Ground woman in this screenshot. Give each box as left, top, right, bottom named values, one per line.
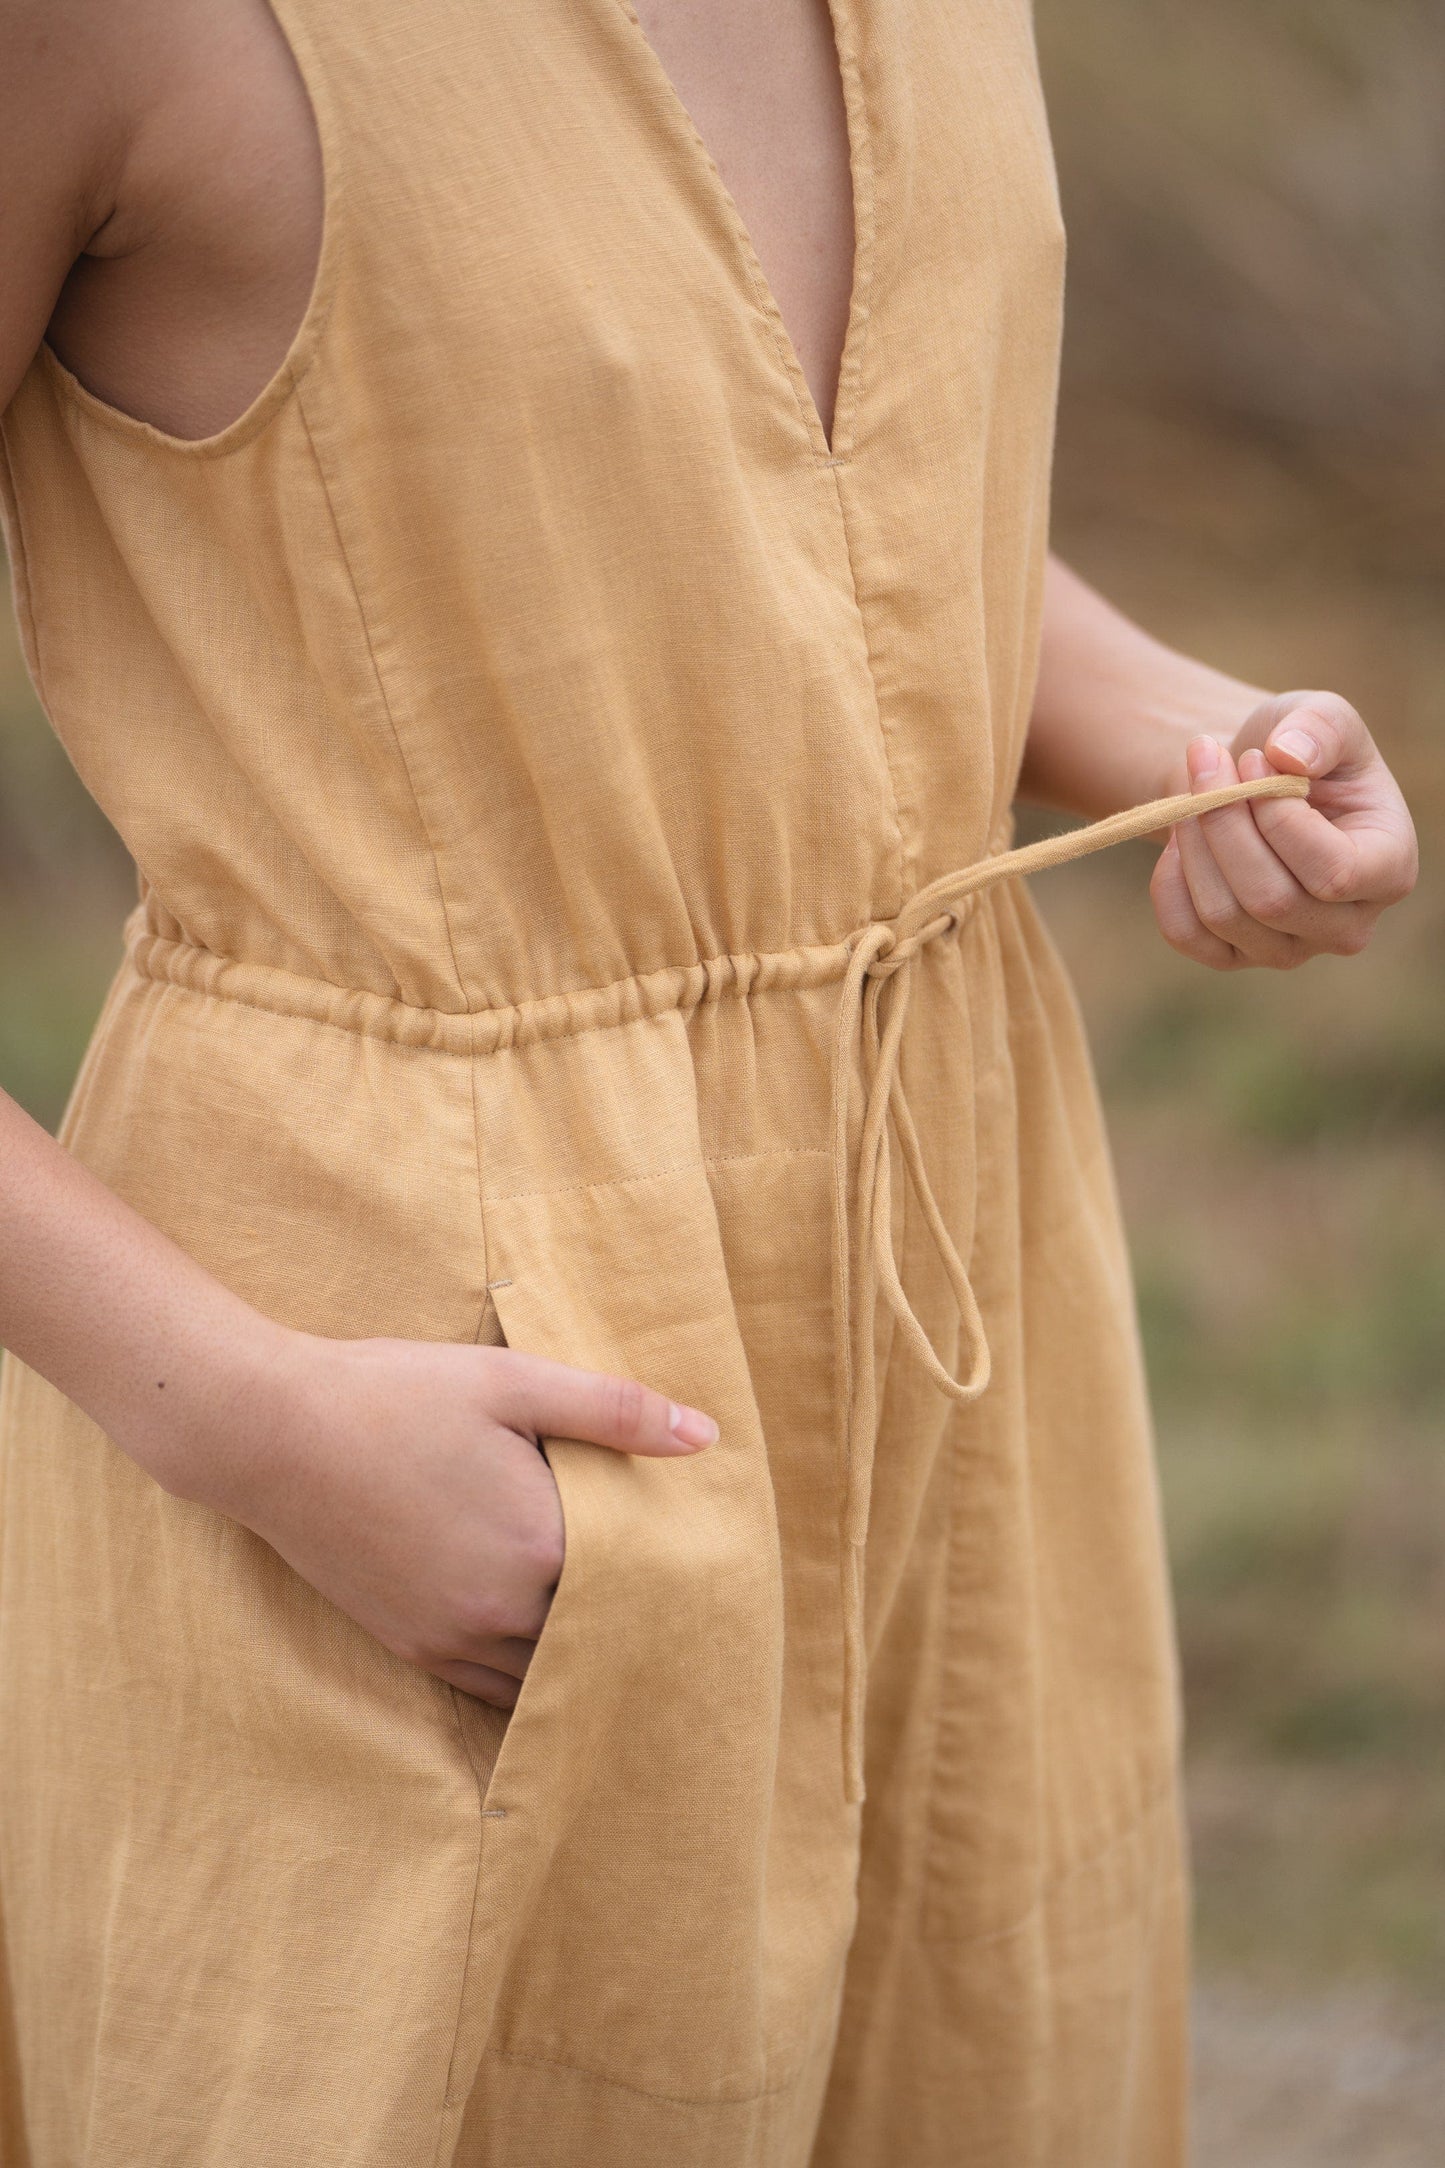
left=0, top=1, right=1417, bottom=2163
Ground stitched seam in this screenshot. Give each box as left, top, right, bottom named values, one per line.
left=490, top=1146, right=830, bottom=1206
left=610, top=0, right=824, bottom=457
left=294, top=385, right=471, bottom=1014
left=811, top=12, right=901, bottom=909
left=706, top=1144, right=828, bottom=1168
left=484, top=2042, right=805, bottom=2109
left=826, top=470, right=907, bottom=920
left=824, top=0, right=878, bottom=467
left=716, top=207, right=823, bottom=459
left=608, top=0, right=858, bottom=465
left=30, top=0, right=345, bottom=460
left=436, top=1687, right=492, bottom=2132
left=466, top=1010, right=498, bottom=1348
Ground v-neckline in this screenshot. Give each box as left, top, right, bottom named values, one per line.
left=609, top=0, right=873, bottom=465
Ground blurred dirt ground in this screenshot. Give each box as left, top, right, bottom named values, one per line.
left=1194, top=1979, right=1445, bottom=2167
left=2, top=0, right=1443, bottom=2158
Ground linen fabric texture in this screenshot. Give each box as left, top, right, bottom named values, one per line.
left=0, top=0, right=1193, bottom=2161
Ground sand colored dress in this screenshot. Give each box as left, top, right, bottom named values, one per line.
left=0, top=2, right=1302, bottom=2162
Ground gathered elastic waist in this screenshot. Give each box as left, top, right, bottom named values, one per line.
left=124, top=919, right=886, bottom=1054
left=120, top=824, right=1020, bottom=1057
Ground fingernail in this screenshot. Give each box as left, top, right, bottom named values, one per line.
left=1187, top=736, right=1219, bottom=784
left=1271, top=727, right=1318, bottom=769
left=669, top=1402, right=719, bottom=1449
left=1238, top=748, right=1267, bottom=781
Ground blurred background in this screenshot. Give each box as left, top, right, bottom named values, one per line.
left=1, top=0, right=1441, bottom=2157
left=1035, top=2, right=1445, bottom=2159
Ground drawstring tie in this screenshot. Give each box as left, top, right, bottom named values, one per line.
left=831, top=770, right=1310, bottom=1802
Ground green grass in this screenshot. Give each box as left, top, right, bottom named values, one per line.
left=1107, top=993, right=1445, bottom=1150
left=0, top=908, right=125, bottom=1131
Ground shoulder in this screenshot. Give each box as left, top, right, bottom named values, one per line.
left=0, top=0, right=159, bottom=405
left=0, top=0, right=165, bottom=241
left=1, top=0, right=322, bottom=426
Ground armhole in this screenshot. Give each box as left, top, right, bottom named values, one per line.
left=0, top=426, right=49, bottom=708
left=35, top=0, right=343, bottom=462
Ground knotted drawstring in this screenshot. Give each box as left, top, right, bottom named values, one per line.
left=831, top=769, right=1310, bottom=1802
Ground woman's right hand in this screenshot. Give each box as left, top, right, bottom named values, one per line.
left=191, top=1332, right=720, bottom=1709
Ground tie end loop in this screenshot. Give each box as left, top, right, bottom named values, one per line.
left=847, top=919, right=896, bottom=970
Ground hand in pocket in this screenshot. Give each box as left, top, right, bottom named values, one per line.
left=185, top=1334, right=719, bottom=1707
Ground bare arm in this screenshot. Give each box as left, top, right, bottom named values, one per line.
left=0, top=0, right=235, bottom=1486
left=0, top=1080, right=299, bottom=1494
left=1020, top=555, right=1269, bottom=821
left=0, top=2, right=129, bottom=400
left=0, top=1, right=716, bottom=1711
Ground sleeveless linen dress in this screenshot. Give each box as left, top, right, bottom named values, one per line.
left=0, top=2, right=1303, bottom=2160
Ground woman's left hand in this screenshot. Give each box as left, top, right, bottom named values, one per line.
left=1149, top=690, right=1418, bottom=970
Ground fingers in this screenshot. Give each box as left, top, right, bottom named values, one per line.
left=1234, top=692, right=1418, bottom=909
left=1256, top=689, right=1376, bottom=785
left=1174, top=739, right=1304, bottom=969
left=1153, top=728, right=1389, bottom=971
left=482, top=1347, right=719, bottom=1456
left=1187, top=742, right=1375, bottom=955
left=433, top=1656, right=524, bottom=1709
left=462, top=1632, right=538, bottom=1683
left=1149, top=827, right=1245, bottom=971
left=1235, top=750, right=1384, bottom=939
left=435, top=1621, right=549, bottom=1708
left=1234, top=765, right=1372, bottom=905
left=1244, top=758, right=1415, bottom=910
